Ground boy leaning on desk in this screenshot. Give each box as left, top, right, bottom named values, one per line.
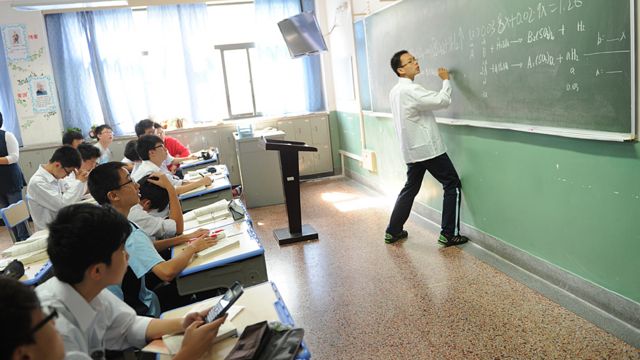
left=0, top=204, right=227, bottom=360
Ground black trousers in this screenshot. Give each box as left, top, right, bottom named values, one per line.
left=386, top=153, right=462, bottom=237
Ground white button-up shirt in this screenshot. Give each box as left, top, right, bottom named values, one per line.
left=131, top=160, right=182, bottom=187
left=128, top=203, right=177, bottom=239
left=36, top=277, right=152, bottom=360
left=27, top=165, right=86, bottom=231
left=389, top=77, right=452, bottom=163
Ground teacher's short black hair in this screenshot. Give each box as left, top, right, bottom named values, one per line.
left=390, top=50, right=409, bottom=77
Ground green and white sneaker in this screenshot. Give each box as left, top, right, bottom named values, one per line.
left=438, top=234, right=469, bottom=247
left=385, top=230, right=408, bottom=244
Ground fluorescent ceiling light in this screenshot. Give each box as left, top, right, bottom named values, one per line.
left=11, top=0, right=128, bottom=11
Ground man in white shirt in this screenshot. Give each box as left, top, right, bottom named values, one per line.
left=132, top=135, right=211, bottom=195
left=61, top=143, right=100, bottom=194
left=27, top=146, right=88, bottom=231
left=36, top=203, right=226, bottom=360
left=130, top=172, right=209, bottom=249
left=385, top=50, right=468, bottom=247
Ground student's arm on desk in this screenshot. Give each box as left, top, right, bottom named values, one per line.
left=152, top=229, right=209, bottom=252
left=151, top=236, right=217, bottom=281
left=147, top=172, right=184, bottom=235
left=175, top=176, right=212, bottom=195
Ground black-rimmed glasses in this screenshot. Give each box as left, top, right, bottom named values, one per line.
left=31, top=306, right=58, bottom=334
left=112, top=176, right=134, bottom=191
left=399, top=57, right=418, bottom=67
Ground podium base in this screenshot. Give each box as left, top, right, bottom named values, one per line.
left=274, top=224, right=319, bottom=245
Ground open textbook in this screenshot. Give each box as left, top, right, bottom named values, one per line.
left=195, top=227, right=244, bottom=258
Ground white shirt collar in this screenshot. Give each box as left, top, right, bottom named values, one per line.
left=37, top=164, right=58, bottom=184
left=45, top=278, right=101, bottom=334
left=398, top=77, right=413, bottom=84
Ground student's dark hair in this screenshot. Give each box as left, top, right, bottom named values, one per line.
left=135, top=119, right=156, bottom=137
left=48, top=145, right=82, bottom=168
left=48, top=204, right=131, bottom=285
left=88, top=162, right=127, bottom=205
left=0, top=111, right=4, bottom=128
left=390, top=50, right=409, bottom=77
left=0, top=278, right=40, bottom=360
left=136, top=135, right=163, bottom=161
left=153, top=122, right=162, bottom=129
left=138, top=175, right=169, bottom=212
left=62, top=130, right=83, bottom=145
left=124, top=140, right=141, bottom=162
left=77, top=143, right=101, bottom=161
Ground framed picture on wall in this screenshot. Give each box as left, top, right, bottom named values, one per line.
left=1, top=24, right=29, bottom=61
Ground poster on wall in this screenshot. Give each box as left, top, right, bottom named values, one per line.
left=1, top=24, right=29, bottom=61
left=28, top=76, right=56, bottom=113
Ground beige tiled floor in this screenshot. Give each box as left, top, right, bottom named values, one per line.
left=1, top=178, right=638, bottom=359
left=246, top=178, right=639, bottom=359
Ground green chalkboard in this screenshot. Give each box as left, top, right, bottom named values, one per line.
left=359, top=0, right=635, bottom=139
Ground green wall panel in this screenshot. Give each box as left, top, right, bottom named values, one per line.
left=335, top=111, right=640, bottom=303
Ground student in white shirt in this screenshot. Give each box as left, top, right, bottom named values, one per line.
left=122, top=139, right=140, bottom=174
left=132, top=135, right=211, bottom=195
left=0, top=277, right=65, bottom=360
left=130, top=172, right=209, bottom=248
left=62, top=143, right=100, bottom=193
left=88, top=162, right=217, bottom=314
left=92, top=125, right=114, bottom=164
left=61, top=130, right=84, bottom=149
left=27, top=146, right=88, bottom=231
left=36, top=204, right=227, bottom=360
left=385, top=50, right=468, bottom=246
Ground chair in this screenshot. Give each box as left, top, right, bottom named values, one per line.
left=0, top=200, right=32, bottom=243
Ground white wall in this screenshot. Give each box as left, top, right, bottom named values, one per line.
left=0, top=3, right=64, bottom=146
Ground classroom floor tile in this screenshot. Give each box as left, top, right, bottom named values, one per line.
left=246, top=177, right=639, bottom=360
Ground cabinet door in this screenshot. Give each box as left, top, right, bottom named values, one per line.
left=310, top=116, right=330, bottom=145
left=294, top=119, right=313, bottom=145
left=276, top=120, right=296, bottom=141
left=315, top=144, right=334, bottom=174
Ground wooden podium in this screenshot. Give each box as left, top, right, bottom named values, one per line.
left=262, top=138, right=319, bottom=245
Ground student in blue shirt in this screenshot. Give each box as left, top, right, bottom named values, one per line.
left=88, top=162, right=217, bottom=316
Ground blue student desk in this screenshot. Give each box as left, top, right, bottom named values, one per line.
left=20, top=259, right=52, bottom=286
left=178, top=175, right=233, bottom=212
left=145, top=281, right=310, bottom=359
left=180, top=150, right=218, bottom=172
left=171, top=220, right=268, bottom=296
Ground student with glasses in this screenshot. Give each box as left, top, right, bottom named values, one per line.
left=88, top=162, right=217, bottom=316
left=26, top=146, right=87, bottom=231
left=131, top=135, right=212, bottom=197
left=384, top=50, right=468, bottom=247
left=34, top=204, right=226, bottom=360
left=0, top=277, right=65, bottom=360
